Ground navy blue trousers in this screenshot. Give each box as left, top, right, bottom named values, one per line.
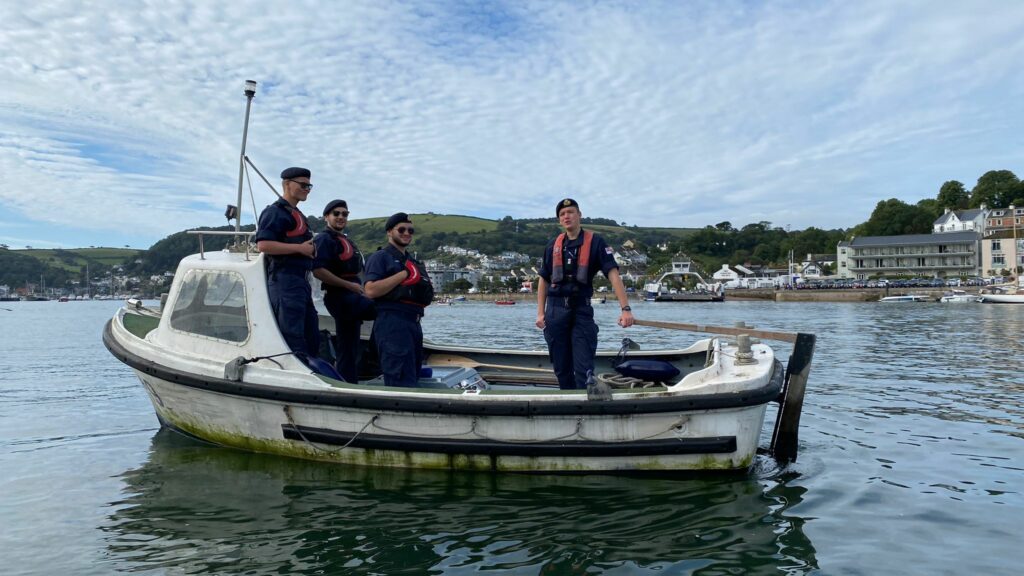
left=372, top=310, right=423, bottom=388
left=543, top=299, right=599, bottom=390
left=268, top=272, right=319, bottom=359
left=324, top=289, right=376, bottom=383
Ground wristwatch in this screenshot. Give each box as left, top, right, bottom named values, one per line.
left=621, top=305, right=632, bottom=312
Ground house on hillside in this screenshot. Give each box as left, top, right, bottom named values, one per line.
left=934, top=206, right=987, bottom=234
left=985, top=206, right=1024, bottom=236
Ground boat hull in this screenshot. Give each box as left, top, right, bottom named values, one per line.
left=106, top=317, right=780, bottom=473
left=979, top=293, right=1024, bottom=304
left=134, top=369, right=768, bottom=472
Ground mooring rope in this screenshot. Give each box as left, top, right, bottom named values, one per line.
left=283, top=405, right=379, bottom=455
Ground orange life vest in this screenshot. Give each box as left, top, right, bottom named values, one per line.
left=551, top=230, right=593, bottom=285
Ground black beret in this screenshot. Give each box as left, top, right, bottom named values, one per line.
left=323, top=199, right=348, bottom=216
left=385, top=212, right=411, bottom=231
left=280, top=167, right=311, bottom=179
left=556, top=198, right=579, bottom=217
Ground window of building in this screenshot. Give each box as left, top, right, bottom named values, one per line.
left=993, top=240, right=1002, bottom=252
left=993, top=256, right=1005, bottom=266
left=169, top=269, right=250, bottom=343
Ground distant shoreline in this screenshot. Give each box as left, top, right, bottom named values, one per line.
left=437, top=287, right=977, bottom=304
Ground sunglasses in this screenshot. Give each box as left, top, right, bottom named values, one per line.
left=331, top=210, right=350, bottom=217
left=288, top=179, right=313, bottom=191
left=395, top=226, right=415, bottom=235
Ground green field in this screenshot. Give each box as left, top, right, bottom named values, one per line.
left=19, top=248, right=141, bottom=272
left=350, top=213, right=497, bottom=234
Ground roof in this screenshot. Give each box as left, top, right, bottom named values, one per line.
left=933, top=208, right=984, bottom=226
left=982, top=229, right=1023, bottom=240
left=849, top=231, right=978, bottom=247
left=958, top=208, right=984, bottom=220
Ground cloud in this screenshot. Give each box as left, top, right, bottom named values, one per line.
left=1, top=0, right=1023, bottom=248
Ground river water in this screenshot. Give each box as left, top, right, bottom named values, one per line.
left=0, top=299, right=1021, bottom=575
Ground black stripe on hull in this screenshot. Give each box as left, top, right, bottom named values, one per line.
left=281, top=424, right=738, bottom=457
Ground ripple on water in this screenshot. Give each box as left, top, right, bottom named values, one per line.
left=3, top=300, right=1023, bottom=574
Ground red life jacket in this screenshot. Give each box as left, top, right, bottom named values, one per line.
left=332, top=235, right=360, bottom=278
left=551, top=230, right=593, bottom=285
left=284, top=206, right=308, bottom=238
left=384, top=257, right=434, bottom=308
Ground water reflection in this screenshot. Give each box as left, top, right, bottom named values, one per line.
left=104, top=430, right=817, bottom=574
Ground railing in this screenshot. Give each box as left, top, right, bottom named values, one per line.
left=186, top=230, right=257, bottom=260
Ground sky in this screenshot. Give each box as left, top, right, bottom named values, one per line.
left=2, top=0, right=1024, bottom=250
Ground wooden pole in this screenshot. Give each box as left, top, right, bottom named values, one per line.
left=770, top=332, right=816, bottom=463
left=633, top=318, right=798, bottom=343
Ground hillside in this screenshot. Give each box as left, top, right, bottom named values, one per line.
left=4, top=214, right=844, bottom=296
left=121, top=215, right=701, bottom=277
left=0, top=247, right=141, bottom=293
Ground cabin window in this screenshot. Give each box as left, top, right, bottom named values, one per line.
left=169, top=270, right=250, bottom=343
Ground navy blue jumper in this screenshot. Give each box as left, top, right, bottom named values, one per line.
left=313, top=229, right=376, bottom=382
left=538, top=229, right=619, bottom=390
left=364, top=244, right=432, bottom=387
left=255, top=197, right=319, bottom=359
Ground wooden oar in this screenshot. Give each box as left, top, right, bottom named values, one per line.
left=428, top=353, right=553, bottom=373
left=632, top=318, right=798, bottom=343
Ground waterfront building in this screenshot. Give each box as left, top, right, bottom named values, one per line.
left=837, top=231, right=979, bottom=280
left=800, top=254, right=836, bottom=279
left=712, top=265, right=740, bottom=287
left=423, top=264, right=479, bottom=292
left=980, top=230, right=1023, bottom=277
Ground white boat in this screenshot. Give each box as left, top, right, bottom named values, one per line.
left=879, top=294, right=931, bottom=302
left=974, top=284, right=1024, bottom=303
left=103, top=246, right=814, bottom=473
left=102, top=82, right=815, bottom=473
left=939, top=290, right=980, bottom=303
left=590, top=296, right=606, bottom=304
left=980, top=294, right=1024, bottom=303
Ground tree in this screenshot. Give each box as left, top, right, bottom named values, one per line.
left=916, top=198, right=942, bottom=222
left=852, top=199, right=934, bottom=236
left=937, top=180, right=969, bottom=210
left=970, top=170, right=1020, bottom=208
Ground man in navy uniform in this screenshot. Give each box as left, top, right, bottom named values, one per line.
left=313, top=199, right=376, bottom=382
left=536, top=198, right=634, bottom=390
left=255, top=167, right=319, bottom=360
left=363, top=213, right=434, bottom=387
